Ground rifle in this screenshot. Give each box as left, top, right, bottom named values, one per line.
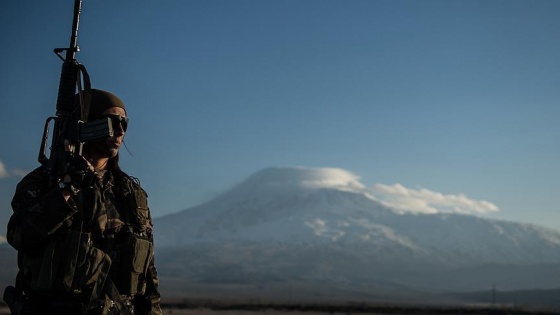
left=3, top=2, right=124, bottom=314
left=38, top=0, right=114, bottom=187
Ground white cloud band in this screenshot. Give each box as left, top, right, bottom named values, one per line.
left=371, top=183, right=499, bottom=215
left=0, top=160, right=8, bottom=178
left=0, top=159, right=26, bottom=179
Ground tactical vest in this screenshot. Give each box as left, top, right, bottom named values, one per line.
left=17, top=171, right=154, bottom=308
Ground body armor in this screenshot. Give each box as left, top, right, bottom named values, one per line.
left=7, top=166, right=162, bottom=315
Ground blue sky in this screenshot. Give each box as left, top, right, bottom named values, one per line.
left=1, top=0, right=559, bottom=232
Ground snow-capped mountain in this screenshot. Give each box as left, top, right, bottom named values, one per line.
left=156, top=167, right=392, bottom=245
left=153, top=167, right=560, bottom=293
left=155, top=166, right=560, bottom=266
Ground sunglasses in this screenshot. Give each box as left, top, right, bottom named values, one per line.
left=100, top=114, right=129, bottom=132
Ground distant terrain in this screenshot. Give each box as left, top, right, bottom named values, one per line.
left=153, top=167, right=560, bottom=308
left=2, top=301, right=560, bottom=315
left=0, top=244, right=17, bottom=294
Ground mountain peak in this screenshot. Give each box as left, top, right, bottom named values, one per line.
left=209, top=166, right=373, bottom=208
left=242, top=166, right=366, bottom=192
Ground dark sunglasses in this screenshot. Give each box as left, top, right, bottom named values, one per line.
left=100, top=114, right=129, bottom=132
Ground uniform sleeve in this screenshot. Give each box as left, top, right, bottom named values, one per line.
left=140, top=257, right=163, bottom=315
left=7, top=168, right=78, bottom=256
left=130, top=183, right=162, bottom=315
left=144, top=205, right=162, bottom=315
left=133, top=235, right=162, bottom=314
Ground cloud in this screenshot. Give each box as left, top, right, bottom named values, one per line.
left=256, top=166, right=366, bottom=192
left=0, top=160, right=8, bottom=178
left=299, top=167, right=365, bottom=191
left=371, top=183, right=499, bottom=215
left=0, top=159, right=27, bottom=179
left=277, top=167, right=500, bottom=216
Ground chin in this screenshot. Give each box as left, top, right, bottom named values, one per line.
left=105, top=149, right=119, bottom=158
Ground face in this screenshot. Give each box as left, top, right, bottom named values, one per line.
left=89, top=106, right=127, bottom=159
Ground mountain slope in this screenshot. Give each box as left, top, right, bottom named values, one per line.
left=153, top=167, right=560, bottom=296
left=154, top=167, right=560, bottom=266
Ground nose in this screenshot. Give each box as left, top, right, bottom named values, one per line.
left=114, top=122, right=125, bottom=135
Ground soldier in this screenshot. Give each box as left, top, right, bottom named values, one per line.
left=6, top=89, right=162, bottom=315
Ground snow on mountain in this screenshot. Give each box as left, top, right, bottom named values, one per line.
left=155, top=167, right=391, bottom=245
left=154, top=166, right=560, bottom=268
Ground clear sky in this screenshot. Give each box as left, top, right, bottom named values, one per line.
left=1, top=0, right=559, bottom=233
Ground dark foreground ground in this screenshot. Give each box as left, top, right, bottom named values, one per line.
left=4, top=301, right=559, bottom=315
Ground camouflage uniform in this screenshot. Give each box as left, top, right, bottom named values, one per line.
left=7, top=165, right=162, bottom=315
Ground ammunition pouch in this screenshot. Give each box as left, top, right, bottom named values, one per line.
left=117, top=234, right=153, bottom=296
left=30, top=230, right=111, bottom=307
left=116, top=182, right=154, bottom=296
